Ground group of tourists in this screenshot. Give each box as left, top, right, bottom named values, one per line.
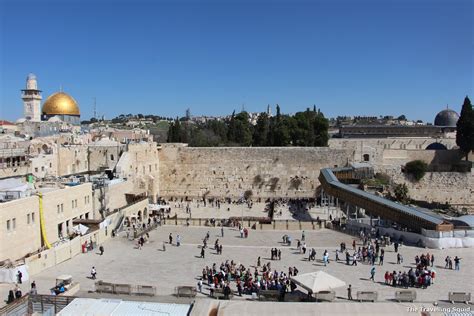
left=445, top=256, right=462, bottom=270
left=270, top=248, right=282, bottom=260
left=384, top=267, right=435, bottom=289
left=199, top=259, right=300, bottom=299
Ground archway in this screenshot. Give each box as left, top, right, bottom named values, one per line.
left=426, top=142, right=447, bottom=150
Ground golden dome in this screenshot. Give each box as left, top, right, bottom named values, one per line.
left=42, top=92, right=80, bottom=116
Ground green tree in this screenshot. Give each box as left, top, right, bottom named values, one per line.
left=456, top=96, right=474, bottom=160
left=253, top=112, right=270, bottom=146
left=393, top=183, right=409, bottom=204
left=405, top=160, right=428, bottom=181
left=234, top=112, right=253, bottom=146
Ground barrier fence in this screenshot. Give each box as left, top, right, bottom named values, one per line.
left=160, top=218, right=326, bottom=230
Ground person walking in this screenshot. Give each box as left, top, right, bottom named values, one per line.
left=169, top=233, right=173, bottom=245
left=99, top=245, right=104, bottom=255
left=301, top=230, right=305, bottom=242
left=177, top=234, right=181, bottom=247
left=379, top=252, right=384, bottom=265
left=370, top=266, right=376, bottom=281
left=335, top=249, right=339, bottom=261
left=16, top=271, right=22, bottom=284
left=91, top=267, right=97, bottom=279
left=257, top=256, right=261, bottom=267
left=197, top=279, right=203, bottom=292
left=221, top=226, right=224, bottom=237
left=431, top=254, right=435, bottom=267
left=347, top=284, right=352, bottom=300
left=200, top=247, right=205, bottom=258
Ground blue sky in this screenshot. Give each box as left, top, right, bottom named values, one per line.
left=0, top=0, right=472, bottom=122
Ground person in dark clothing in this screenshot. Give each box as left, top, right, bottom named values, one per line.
left=17, top=271, right=22, bottom=284
left=347, top=284, right=352, bottom=300
left=14, top=288, right=22, bottom=299
left=7, top=290, right=15, bottom=304
left=99, top=245, right=104, bottom=255
left=223, top=283, right=231, bottom=299
left=200, top=247, right=205, bottom=258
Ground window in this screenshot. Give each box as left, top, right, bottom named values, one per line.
left=6, top=220, right=10, bottom=231
left=72, top=200, right=74, bottom=208
left=12, top=218, right=16, bottom=229
left=27, top=214, right=31, bottom=224
left=31, top=212, right=35, bottom=223
left=41, top=166, right=45, bottom=171
left=50, top=163, right=52, bottom=168
left=35, top=167, right=38, bottom=172
left=149, top=165, right=152, bottom=172
left=61, top=203, right=64, bottom=212
left=57, top=205, right=60, bottom=214
left=110, top=154, right=114, bottom=161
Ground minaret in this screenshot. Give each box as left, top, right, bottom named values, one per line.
left=22, top=73, right=42, bottom=121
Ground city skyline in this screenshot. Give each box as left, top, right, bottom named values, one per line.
left=1, top=0, right=472, bottom=122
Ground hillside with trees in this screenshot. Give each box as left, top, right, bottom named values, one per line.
left=167, top=105, right=329, bottom=147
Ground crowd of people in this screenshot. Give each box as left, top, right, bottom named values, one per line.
left=199, top=259, right=300, bottom=300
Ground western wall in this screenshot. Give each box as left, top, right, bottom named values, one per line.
left=156, top=142, right=473, bottom=213
left=158, top=144, right=354, bottom=199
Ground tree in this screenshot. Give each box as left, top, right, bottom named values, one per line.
left=397, top=115, right=406, bottom=121
left=393, top=183, right=409, bottom=204
left=456, top=96, right=474, bottom=160
left=404, top=160, right=428, bottom=181
left=253, top=112, right=269, bottom=146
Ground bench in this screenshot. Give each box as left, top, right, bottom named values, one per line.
left=357, top=291, right=378, bottom=302
left=314, top=291, right=336, bottom=302
left=114, top=283, right=132, bottom=295
left=95, top=281, right=114, bottom=294
left=258, top=290, right=280, bottom=301
left=135, top=285, right=156, bottom=297
left=213, top=288, right=234, bottom=300
left=449, top=292, right=471, bottom=304
left=395, top=290, right=416, bottom=302
left=175, top=286, right=197, bottom=298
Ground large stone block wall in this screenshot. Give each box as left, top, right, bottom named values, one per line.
left=386, top=170, right=474, bottom=210
left=158, top=144, right=353, bottom=199
left=328, top=138, right=457, bottom=165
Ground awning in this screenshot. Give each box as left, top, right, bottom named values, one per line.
left=291, top=271, right=346, bottom=294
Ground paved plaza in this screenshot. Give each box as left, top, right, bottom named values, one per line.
left=166, top=200, right=342, bottom=221
left=2, top=226, right=473, bottom=307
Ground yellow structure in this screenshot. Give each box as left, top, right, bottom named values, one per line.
left=38, top=193, right=52, bottom=249
left=42, top=92, right=80, bottom=116
left=41, top=91, right=81, bottom=124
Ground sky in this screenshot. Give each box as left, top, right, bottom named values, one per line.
left=0, top=0, right=472, bottom=122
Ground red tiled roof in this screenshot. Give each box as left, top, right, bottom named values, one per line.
left=0, top=120, right=14, bottom=126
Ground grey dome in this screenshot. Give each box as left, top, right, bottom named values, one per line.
left=434, top=109, right=459, bottom=127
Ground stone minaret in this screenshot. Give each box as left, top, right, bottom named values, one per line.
left=22, top=73, right=42, bottom=121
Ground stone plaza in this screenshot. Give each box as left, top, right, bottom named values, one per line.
left=5, top=225, right=472, bottom=305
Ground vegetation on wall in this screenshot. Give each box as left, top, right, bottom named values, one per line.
left=404, top=160, right=428, bottom=181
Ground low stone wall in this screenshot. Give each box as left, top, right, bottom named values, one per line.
left=161, top=218, right=324, bottom=230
